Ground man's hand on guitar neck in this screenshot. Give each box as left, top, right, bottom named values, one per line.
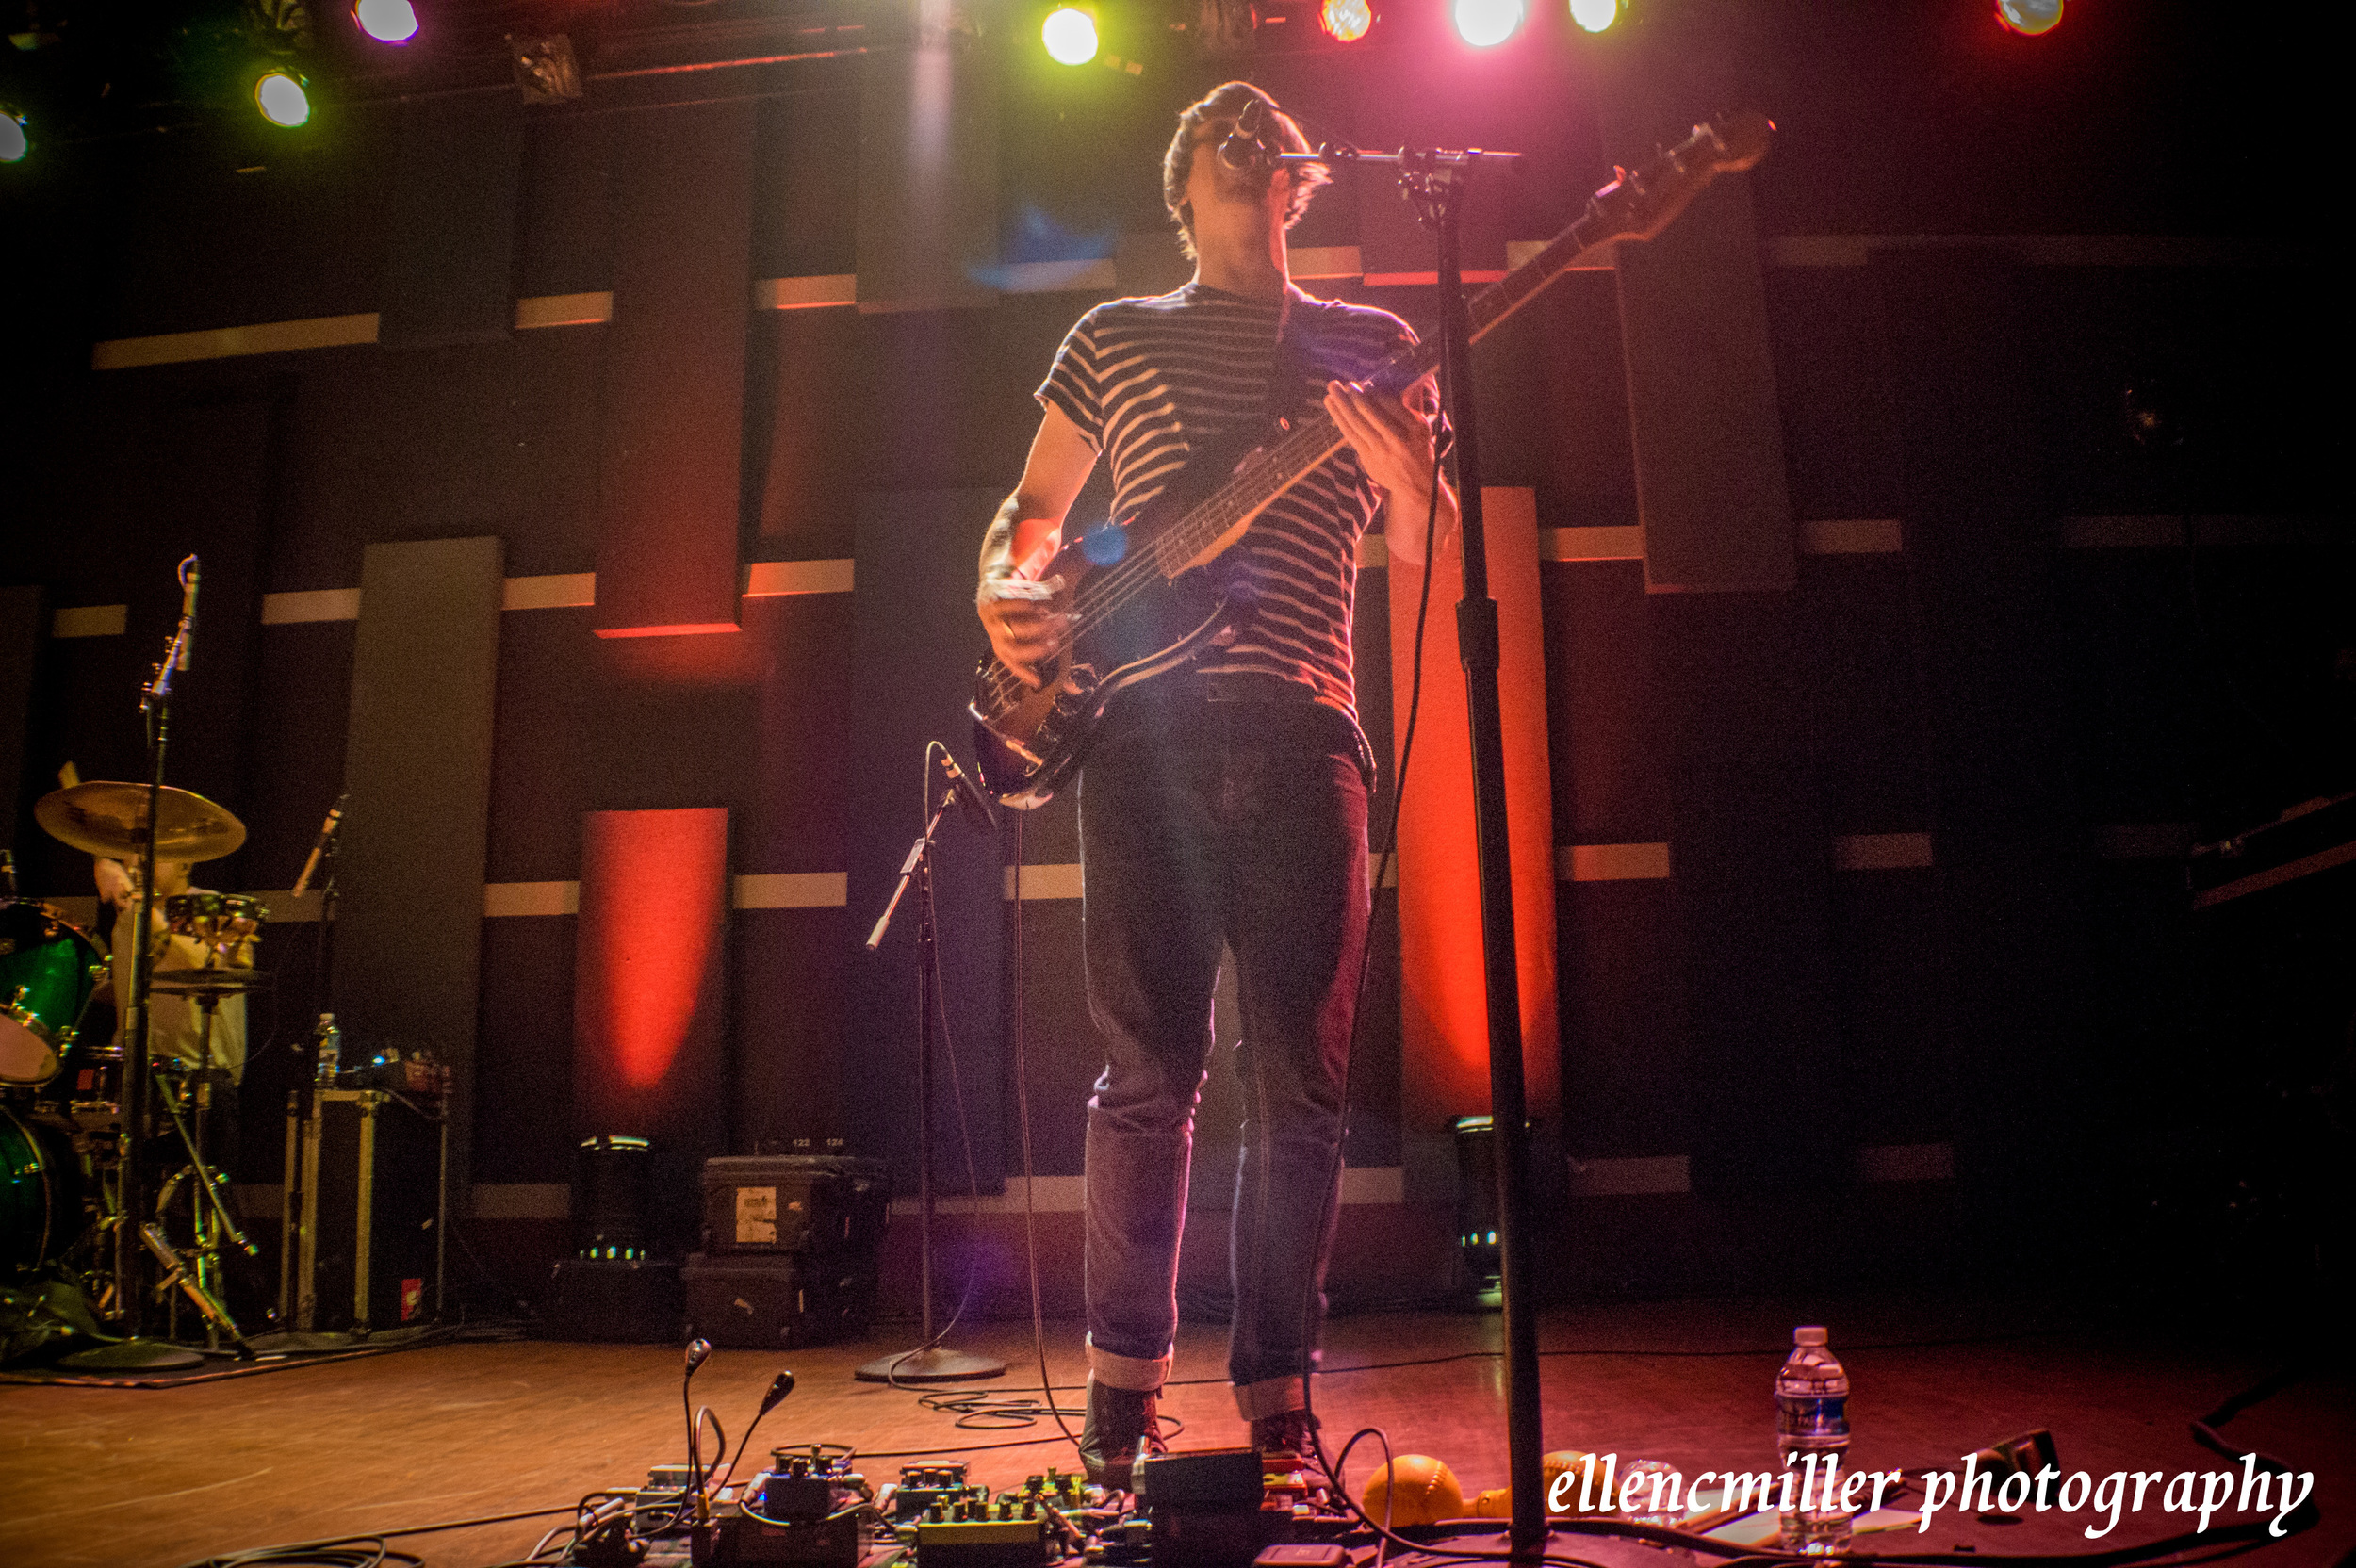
left=1323, top=376, right=1459, bottom=566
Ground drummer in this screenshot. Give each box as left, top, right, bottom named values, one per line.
left=91, top=856, right=254, bottom=1086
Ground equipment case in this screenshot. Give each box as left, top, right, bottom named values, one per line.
left=680, top=1251, right=878, bottom=1348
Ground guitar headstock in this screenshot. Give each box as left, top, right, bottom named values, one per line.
left=1586, top=111, right=1776, bottom=245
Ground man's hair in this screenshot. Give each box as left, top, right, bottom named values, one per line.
left=1161, top=81, right=1331, bottom=261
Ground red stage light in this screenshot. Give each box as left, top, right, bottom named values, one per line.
left=353, top=0, right=419, bottom=44
left=1320, top=0, right=1373, bottom=43
left=1995, top=0, right=2062, bottom=35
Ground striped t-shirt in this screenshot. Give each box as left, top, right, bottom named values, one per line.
left=1036, top=282, right=1423, bottom=721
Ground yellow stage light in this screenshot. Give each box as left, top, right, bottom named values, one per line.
left=1042, top=7, right=1098, bottom=65
left=255, top=72, right=312, bottom=127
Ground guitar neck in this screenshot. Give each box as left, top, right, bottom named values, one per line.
left=1140, top=204, right=1618, bottom=579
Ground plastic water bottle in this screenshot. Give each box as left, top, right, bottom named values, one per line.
left=313, top=1013, right=341, bottom=1085
left=1775, top=1326, right=1852, bottom=1553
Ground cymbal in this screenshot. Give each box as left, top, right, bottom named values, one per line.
left=151, top=967, right=271, bottom=994
left=35, top=782, right=247, bottom=863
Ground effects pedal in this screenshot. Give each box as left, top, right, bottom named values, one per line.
left=912, top=1495, right=1055, bottom=1568
left=891, top=1462, right=984, bottom=1521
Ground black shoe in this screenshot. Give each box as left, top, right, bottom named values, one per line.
left=1252, top=1407, right=1318, bottom=1463
left=1079, top=1379, right=1165, bottom=1491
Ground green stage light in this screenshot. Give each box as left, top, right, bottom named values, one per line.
left=1042, top=6, right=1098, bottom=65
left=255, top=71, right=311, bottom=127
left=0, top=110, right=25, bottom=164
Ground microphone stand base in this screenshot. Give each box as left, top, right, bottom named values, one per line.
left=853, top=1345, right=1007, bottom=1384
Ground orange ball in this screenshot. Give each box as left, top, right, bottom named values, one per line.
left=1363, top=1456, right=1464, bottom=1527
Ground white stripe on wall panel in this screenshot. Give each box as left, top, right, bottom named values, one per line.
left=1507, top=238, right=1615, bottom=272
left=1289, top=246, right=1364, bottom=280
left=998, top=259, right=1119, bottom=294
left=1557, top=842, right=1672, bottom=882
left=1832, top=832, right=1934, bottom=871
left=483, top=877, right=850, bottom=915
left=1006, top=862, right=1085, bottom=901
left=1538, top=526, right=1644, bottom=563
left=735, top=873, right=848, bottom=909
left=2096, top=823, right=2195, bottom=860
left=485, top=881, right=580, bottom=917
left=504, top=573, right=597, bottom=610
left=885, top=1167, right=1405, bottom=1217
left=92, top=313, right=381, bottom=370
left=1766, top=235, right=2314, bottom=270
left=744, top=559, right=854, bottom=596
left=515, top=292, right=613, bottom=329
left=1857, top=1142, right=1955, bottom=1182
left=1800, top=518, right=1904, bottom=555
left=261, top=588, right=364, bottom=625
left=754, top=275, right=859, bottom=311
left=52, top=604, right=128, bottom=638
left=473, top=1183, right=572, bottom=1220
left=1568, top=1155, right=1691, bottom=1196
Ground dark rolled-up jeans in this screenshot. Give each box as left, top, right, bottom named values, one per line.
left=1076, top=676, right=1369, bottom=1420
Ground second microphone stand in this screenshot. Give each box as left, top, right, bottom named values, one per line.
left=855, top=752, right=1005, bottom=1383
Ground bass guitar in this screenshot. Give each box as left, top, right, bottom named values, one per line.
left=971, top=111, right=1774, bottom=808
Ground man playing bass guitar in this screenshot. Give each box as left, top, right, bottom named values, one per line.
left=973, top=81, right=1457, bottom=1486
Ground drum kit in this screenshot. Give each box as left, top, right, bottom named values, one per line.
left=2, top=779, right=270, bottom=1359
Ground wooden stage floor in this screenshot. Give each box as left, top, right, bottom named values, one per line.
left=3, top=1295, right=2349, bottom=1568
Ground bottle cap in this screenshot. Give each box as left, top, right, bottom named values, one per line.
left=1793, top=1326, right=1827, bottom=1346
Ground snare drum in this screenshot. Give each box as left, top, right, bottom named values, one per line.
left=0, top=900, right=103, bottom=1088
left=2, top=1101, right=87, bottom=1277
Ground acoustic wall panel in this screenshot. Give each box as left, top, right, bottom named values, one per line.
left=1614, top=175, right=1795, bottom=594
left=334, top=535, right=504, bottom=1211
left=594, top=102, right=757, bottom=637
left=0, top=585, right=41, bottom=859
left=854, top=34, right=999, bottom=313
left=378, top=96, right=526, bottom=351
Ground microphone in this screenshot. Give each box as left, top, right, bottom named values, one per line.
left=175, top=556, right=201, bottom=672
left=1218, top=99, right=1272, bottom=172
left=685, top=1338, right=713, bottom=1378
left=290, top=793, right=348, bottom=899
left=757, top=1369, right=795, bottom=1416
left=935, top=749, right=997, bottom=835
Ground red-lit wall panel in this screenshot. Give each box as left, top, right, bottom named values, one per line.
left=1387, top=488, right=1562, bottom=1138
left=573, top=808, right=731, bottom=1144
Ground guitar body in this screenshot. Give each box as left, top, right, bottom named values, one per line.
left=970, top=428, right=1279, bottom=808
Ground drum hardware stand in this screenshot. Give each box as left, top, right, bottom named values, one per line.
left=855, top=749, right=1006, bottom=1383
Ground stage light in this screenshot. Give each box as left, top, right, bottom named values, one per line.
left=353, top=0, right=419, bottom=43
left=254, top=71, right=311, bottom=127
left=1452, top=0, right=1523, bottom=47
left=1995, top=0, right=2062, bottom=34
left=1042, top=7, right=1098, bottom=64
left=1568, top=0, right=1619, bottom=32
left=0, top=111, right=25, bottom=164
left=1319, top=0, right=1373, bottom=42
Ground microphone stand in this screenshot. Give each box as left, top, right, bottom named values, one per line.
left=112, top=577, right=197, bottom=1355
left=1283, top=139, right=1546, bottom=1560
left=854, top=764, right=1005, bottom=1383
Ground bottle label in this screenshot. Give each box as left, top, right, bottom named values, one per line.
left=1777, top=1396, right=1847, bottom=1436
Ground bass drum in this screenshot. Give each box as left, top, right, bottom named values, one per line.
left=2, top=1102, right=86, bottom=1279
left=0, top=899, right=103, bottom=1087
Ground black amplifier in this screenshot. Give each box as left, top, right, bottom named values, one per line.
left=680, top=1251, right=878, bottom=1349
left=699, top=1156, right=889, bottom=1257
